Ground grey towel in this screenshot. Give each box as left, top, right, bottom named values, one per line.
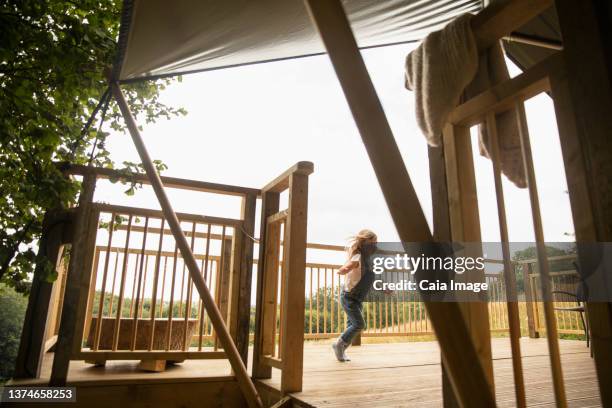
left=405, top=13, right=526, bottom=188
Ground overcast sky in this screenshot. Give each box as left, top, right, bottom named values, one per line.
left=96, top=43, right=574, bottom=264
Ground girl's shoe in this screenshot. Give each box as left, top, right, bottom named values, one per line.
left=341, top=341, right=351, bottom=361
left=332, top=338, right=349, bottom=362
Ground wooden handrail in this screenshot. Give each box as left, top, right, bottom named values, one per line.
left=93, top=203, right=243, bottom=227
left=62, top=163, right=261, bottom=198
left=260, top=161, right=314, bottom=193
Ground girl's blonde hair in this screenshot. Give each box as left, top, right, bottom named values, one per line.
left=346, top=229, right=378, bottom=257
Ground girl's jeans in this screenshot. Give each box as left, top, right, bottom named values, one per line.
left=340, top=291, right=366, bottom=344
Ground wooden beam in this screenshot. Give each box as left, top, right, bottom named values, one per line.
left=267, top=210, right=289, bottom=225
left=49, top=176, right=98, bottom=386
left=487, top=113, right=526, bottom=408
left=442, top=124, right=495, bottom=397
left=516, top=102, right=567, bottom=407
left=14, top=211, right=70, bottom=378
left=252, top=190, right=280, bottom=379
left=303, top=0, right=431, bottom=242
left=109, top=82, right=263, bottom=408
left=471, top=0, right=554, bottom=52
left=427, top=145, right=458, bottom=408
left=227, top=193, right=257, bottom=364
left=260, top=161, right=313, bottom=193
left=280, top=173, right=309, bottom=393
left=77, top=351, right=227, bottom=360
left=449, top=53, right=561, bottom=127
left=63, top=164, right=260, bottom=197
left=551, top=2, right=612, bottom=402
left=303, top=1, right=495, bottom=405
left=522, top=263, right=540, bottom=338
left=93, top=203, right=242, bottom=227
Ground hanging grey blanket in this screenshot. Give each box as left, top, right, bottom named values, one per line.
left=405, top=13, right=526, bottom=188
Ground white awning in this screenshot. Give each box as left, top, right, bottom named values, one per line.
left=115, top=0, right=481, bottom=82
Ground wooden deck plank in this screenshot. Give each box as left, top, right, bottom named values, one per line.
left=10, top=338, right=599, bottom=407
left=261, top=338, right=599, bottom=407
left=9, top=351, right=234, bottom=387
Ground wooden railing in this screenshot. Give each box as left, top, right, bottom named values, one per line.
left=76, top=203, right=244, bottom=365
left=519, top=255, right=586, bottom=336
left=252, top=162, right=312, bottom=393
left=303, top=261, right=509, bottom=339
left=15, top=164, right=259, bottom=382
left=300, top=254, right=584, bottom=340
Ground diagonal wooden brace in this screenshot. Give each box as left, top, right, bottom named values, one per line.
left=110, top=82, right=263, bottom=408
left=303, top=0, right=496, bottom=406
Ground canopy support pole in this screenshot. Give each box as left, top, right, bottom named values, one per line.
left=303, top=0, right=495, bottom=406
left=109, top=82, right=263, bottom=408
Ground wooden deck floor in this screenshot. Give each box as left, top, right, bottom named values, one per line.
left=11, top=338, right=599, bottom=407
left=261, top=338, right=600, bottom=408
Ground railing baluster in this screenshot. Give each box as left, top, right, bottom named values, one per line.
left=107, top=249, right=120, bottom=318
left=183, top=222, right=197, bottom=351
left=330, top=268, right=334, bottom=335
left=112, top=215, right=133, bottom=351
left=316, top=267, right=320, bottom=335
left=213, top=225, right=227, bottom=351
left=93, top=213, right=115, bottom=351
left=198, top=224, right=212, bottom=350
left=323, top=268, right=328, bottom=334
left=337, top=276, right=341, bottom=335
left=149, top=219, right=165, bottom=351
left=131, top=217, right=149, bottom=350
left=158, top=256, right=168, bottom=318
left=309, top=267, right=313, bottom=335
left=165, top=244, right=178, bottom=350
left=139, top=255, right=148, bottom=319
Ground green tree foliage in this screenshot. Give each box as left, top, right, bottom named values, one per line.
left=0, top=284, right=28, bottom=382
left=0, top=1, right=186, bottom=292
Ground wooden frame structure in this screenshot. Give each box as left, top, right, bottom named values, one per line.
left=13, top=163, right=270, bottom=407
left=14, top=0, right=612, bottom=406
left=304, top=0, right=611, bottom=407
left=252, top=162, right=312, bottom=393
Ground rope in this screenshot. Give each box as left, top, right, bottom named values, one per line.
left=239, top=225, right=259, bottom=244
left=87, top=86, right=112, bottom=166
left=70, top=86, right=111, bottom=160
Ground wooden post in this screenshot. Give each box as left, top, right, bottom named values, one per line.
left=82, top=248, right=100, bottom=343
left=49, top=175, right=97, bottom=386
left=517, top=101, right=567, bottom=407
left=109, top=82, right=263, bottom=408
left=550, top=2, right=612, bottom=402
left=252, top=191, right=280, bottom=379
left=238, top=194, right=257, bottom=363
left=523, top=263, right=539, bottom=338
left=487, top=113, right=526, bottom=407
left=428, top=145, right=458, bottom=408
left=303, top=1, right=495, bottom=405
left=280, top=173, right=308, bottom=393
left=228, top=193, right=257, bottom=364
left=218, top=236, right=233, bottom=344
left=442, top=124, right=495, bottom=396
left=14, top=210, right=71, bottom=378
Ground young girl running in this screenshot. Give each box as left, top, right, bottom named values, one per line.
left=332, top=229, right=378, bottom=362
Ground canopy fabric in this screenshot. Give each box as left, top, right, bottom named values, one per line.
left=116, top=0, right=482, bottom=82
